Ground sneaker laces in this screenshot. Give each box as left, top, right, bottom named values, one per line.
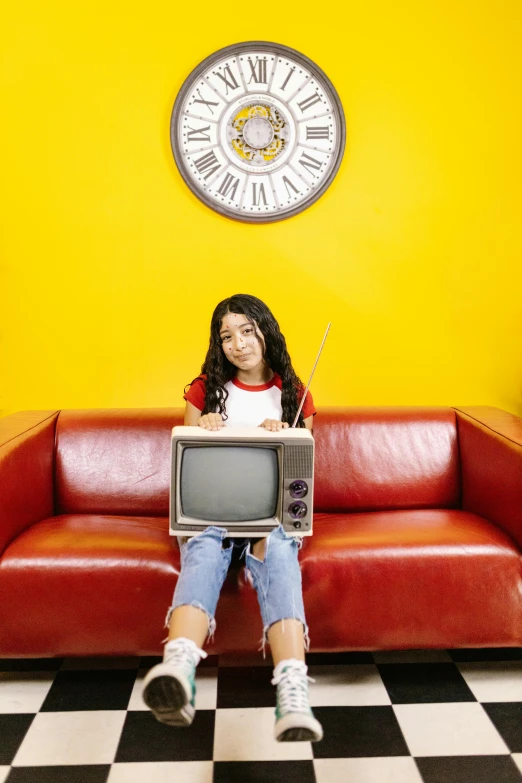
left=164, top=637, right=207, bottom=676
left=271, top=660, right=315, bottom=714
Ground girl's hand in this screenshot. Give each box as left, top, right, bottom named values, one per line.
left=259, top=419, right=289, bottom=432
left=198, top=413, right=224, bottom=431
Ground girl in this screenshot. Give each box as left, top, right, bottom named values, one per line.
left=142, top=294, right=323, bottom=743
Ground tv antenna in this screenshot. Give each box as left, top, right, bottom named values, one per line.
left=291, top=322, right=331, bottom=428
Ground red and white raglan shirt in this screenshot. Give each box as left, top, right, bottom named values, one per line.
left=184, top=373, right=316, bottom=427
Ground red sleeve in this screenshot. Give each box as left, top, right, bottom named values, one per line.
left=272, top=374, right=316, bottom=421
left=183, top=376, right=206, bottom=411
left=300, top=388, right=317, bottom=419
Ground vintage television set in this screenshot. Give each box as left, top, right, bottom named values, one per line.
left=169, top=426, right=315, bottom=537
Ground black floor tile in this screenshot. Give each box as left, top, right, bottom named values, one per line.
left=0, top=714, right=35, bottom=765
left=311, top=706, right=410, bottom=758
left=0, top=659, right=63, bottom=672
left=213, top=760, right=317, bottom=783
left=6, top=766, right=111, bottom=783
left=306, top=652, right=373, bottom=665
left=217, top=666, right=274, bottom=708
left=1, top=650, right=521, bottom=777
left=140, top=656, right=160, bottom=666
left=416, top=755, right=522, bottom=783
left=40, top=669, right=136, bottom=711
left=482, top=702, right=522, bottom=753
left=114, top=709, right=215, bottom=762
left=449, top=648, right=522, bottom=662
left=377, top=663, right=476, bottom=703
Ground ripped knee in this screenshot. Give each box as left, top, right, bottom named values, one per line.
left=251, top=537, right=268, bottom=562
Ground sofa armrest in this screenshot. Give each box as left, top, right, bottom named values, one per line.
left=454, top=406, right=522, bottom=549
left=0, top=411, right=59, bottom=554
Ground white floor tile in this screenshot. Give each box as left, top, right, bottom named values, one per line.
left=457, top=661, right=522, bottom=702
left=308, top=664, right=391, bottom=706
left=192, top=668, right=218, bottom=710
left=12, top=710, right=127, bottom=766
left=0, top=767, right=10, bottom=783
left=108, top=761, right=214, bottom=783
left=513, top=754, right=522, bottom=774
left=129, top=668, right=218, bottom=711
left=0, top=672, right=55, bottom=713
left=314, top=757, right=423, bottom=783
left=128, top=673, right=152, bottom=712
left=394, top=702, right=510, bottom=757
left=372, top=650, right=452, bottom=664
left=213, top=707, right=313, bottom=761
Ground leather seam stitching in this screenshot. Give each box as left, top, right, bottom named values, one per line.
left=452, top=407, right=522, bottom=449
left=0, top=411, right=60, bottom=449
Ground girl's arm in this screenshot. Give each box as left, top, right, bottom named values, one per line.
left=184, top=401, right=202, bottom=425
left=184, top=401, right=224, bottom=430
left=304, top=416, right=314, bottom=432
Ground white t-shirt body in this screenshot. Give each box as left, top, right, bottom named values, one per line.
left=184, top=372, right=316, bottom=424
left=222, top=378, right=282, bottom=427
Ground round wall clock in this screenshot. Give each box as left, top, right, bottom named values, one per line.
left=170, top=41, right=346, bottom=223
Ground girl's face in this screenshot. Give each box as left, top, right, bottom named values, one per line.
left=219, top=312, right=266, bottom=371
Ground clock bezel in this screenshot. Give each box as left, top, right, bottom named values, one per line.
left=170, top=40, right=346, bottom=223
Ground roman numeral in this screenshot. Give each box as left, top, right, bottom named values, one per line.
left=282, top=176, right=299, bottom=198
left=297, top=92, right=322, bottom=113
left=214, top=65, right=240, bottom=94
left=247, top=57, right=268, bottom=84
left=252, top=183, right=268, bottom=206
left=279, top=67, right=295, bottom=91
left=192, top=89, right=219, bottom=115
left=217, top=172, right=240, bottom=200
left=306, top=126, right=329, bottom=140
left=299, top=152, right=322, bottom=175
left=194, top=150, right=221, bottom=179
left=186, top=125, right=211, bottom=143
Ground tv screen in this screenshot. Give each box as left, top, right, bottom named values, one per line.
left=180, top=445, right=279, bottom=523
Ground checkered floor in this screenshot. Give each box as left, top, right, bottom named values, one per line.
left=1, top=647, right=522, bottom=783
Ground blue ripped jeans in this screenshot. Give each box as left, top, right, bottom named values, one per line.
left=166, top=525, right=310, bottom=656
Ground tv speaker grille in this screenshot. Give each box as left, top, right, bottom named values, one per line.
left=284, top=446, right=313, bottom=478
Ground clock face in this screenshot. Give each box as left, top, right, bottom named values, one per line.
left=170, top=41, right=346, bottom=223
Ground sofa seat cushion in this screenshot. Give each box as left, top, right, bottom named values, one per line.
left=0, top=514, right=265, bottom=657
left=3, top=510, right=521, bottom=657
left=0, top=514, right=181, bottom=657
left=295, top=509, right=522, bottom=650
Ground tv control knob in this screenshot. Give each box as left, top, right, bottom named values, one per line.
left=293, top=520, right=302, bottom=529
left=289, top=480, right=308, bottom=499
left=288, top=501, right=307, bottom=520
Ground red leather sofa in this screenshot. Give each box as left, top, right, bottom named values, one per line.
left=1, top=406, right=521, bottom=658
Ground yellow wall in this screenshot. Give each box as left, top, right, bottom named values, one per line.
left=1, top=0, right=521, bottom=418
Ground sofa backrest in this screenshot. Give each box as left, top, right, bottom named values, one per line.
left=54, top=407, right=460, bottom=516
left=313, top=408, right=460, bottom=512
left=55, top=409, right=184, bottom=515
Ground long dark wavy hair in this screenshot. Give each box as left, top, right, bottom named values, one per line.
left=186, top=294, right=306, bottom=427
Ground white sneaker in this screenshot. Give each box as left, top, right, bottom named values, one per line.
left=272, top=659, right=323, bottom=742
left=142, top=637, right=207, bottom=727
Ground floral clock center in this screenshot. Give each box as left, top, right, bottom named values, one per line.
left=228, top=104, right=288, bottom=166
